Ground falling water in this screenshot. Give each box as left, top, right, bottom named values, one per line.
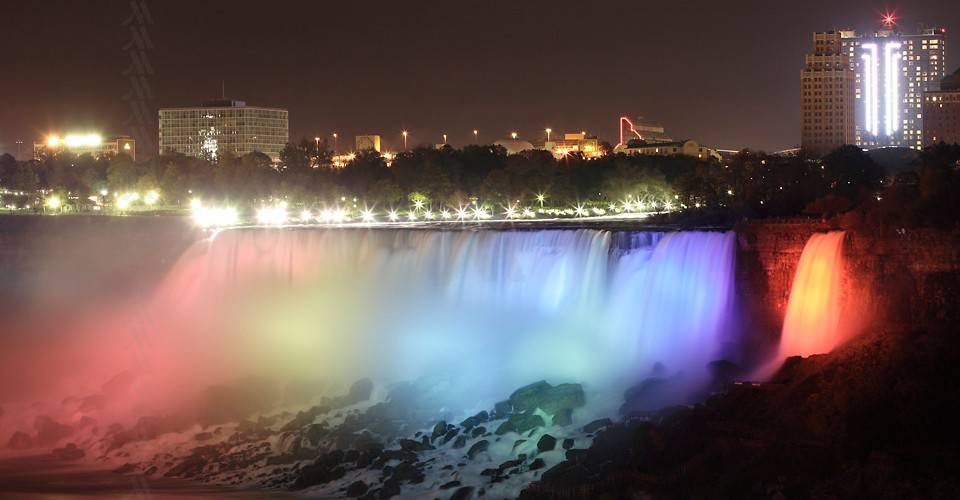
left=779, top=231, right=847, bottom=358
left=143, top=227, right=739, bottom=410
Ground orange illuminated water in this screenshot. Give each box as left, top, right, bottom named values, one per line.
left=779, top=231, right=846, bottom=358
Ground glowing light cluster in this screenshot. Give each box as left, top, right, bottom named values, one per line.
left=116, top=192, right=139, bottom=210
left=256, top=202, right=289, bottom=225
left=191, top=202, right=239, bottom=228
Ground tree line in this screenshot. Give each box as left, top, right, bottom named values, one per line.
left=2, top=138, right=959, bottom=228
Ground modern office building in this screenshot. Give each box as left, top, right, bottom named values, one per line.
left=838, top=22, right=947, bottom=149
left=158, top=100, right=288, bottom=162
left=34, top=134, right=136, bottom=161
left=801, top=31, right=856, bottom=156
left=923, top=71, right=960, bottom=145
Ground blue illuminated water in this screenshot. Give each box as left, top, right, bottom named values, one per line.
left=155, top=228, right=738, bottom=412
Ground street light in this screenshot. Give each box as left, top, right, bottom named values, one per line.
left=473, top=130, right=478, bottom=143
left=511, top=131, right=518, bottom=140
left=332, top=133, right=338, bottom=153
left=545, top=128, right=552, bottom=142
left=402, top=130, right=408, bottom=150
left=442, top=133, right=447, bottom=144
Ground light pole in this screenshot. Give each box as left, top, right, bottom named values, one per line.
left=511, top=131, right=518, bottom=140
left=473, top=130, right=478, bottom=143
left=402, top=130, right=408, bottom=150
left=332, top=133, right=338, bottom=153
left=442, top=133, right=447, bottom=144
left=15, top=140, right=23, bottom=160
left=545, top=128, right=552, bottom=142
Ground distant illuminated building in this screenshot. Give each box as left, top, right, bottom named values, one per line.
left=355, top=135, right=382, bottom=152
left=838, top=17, right=947, bottom=149
left=923, top=71, right=960, bottom=145
left=619, top=139, right=720, bottom=161
left=158, top=99, right=289, bottom=162
left=540, top=132, right=602, bottom=158
left=801, top=31, right=856, bottom=156
left=34, top=134, right=136, bottom=161
left=614, top=116, right=672, bottom=150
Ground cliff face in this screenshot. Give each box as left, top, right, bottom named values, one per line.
left=736, top=220, right=960, bottom=360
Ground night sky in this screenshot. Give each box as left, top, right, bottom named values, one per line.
left=3, top=0, right=959, bottom=157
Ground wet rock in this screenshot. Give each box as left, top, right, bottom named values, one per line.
left=508, top=381, right=585, bottom=416
left=551, top=408, right=573, bottom=426
left=293, top=449, right=347, bottom=488
left=508, top=381, right=552, bottom=412
left=431, top=421, right=448, bottom=441
left=52, top=443, right=85, bottom=460
left=471, top=426, right=486, bottom=438
left=707, top=359, right=744, bottom=391
left=466, top=439, right=489, bottom=460
left=460, top=411, right=488, bottom=430
left=529, top=457, right=546, bottom=470
left=565, top=449, right=587, bottom=462
left=348, top=378, right=374, bottom=404
left=442, top=427, right=460, bottom=444
left=391, top=461, right=424, bottom=484
left=495, top=413, right=545, bottom=435
left=562, top=438, right=575, bottom=450
left=165, top=456, right=207, bottom=478
left=582, top=418, right=612, bottom=434
left=440, top=480, right=462, bottom=489
left=34, top=416, right=73, bottom=445
left=620, top=374, right=685, bottom=414
left=346, top=480, right=368, bottom=497
left=194, top=431, right=213, bottom=441
left=498, top=458, right=523, bottom=472
left=513, top=439, right=527, bottom=451
left=493, top=400, right=513, bottom=417
left=452, top=435, right=468, bottom=449
left=7, top=431, right=33, bottom=450
left=450, top=486, right=475, bottom=500
left=536, top=434, right=556, bottom=453
left=399, top=438, right=434, bottom=452
left=113, top=463, right=137, bottom=474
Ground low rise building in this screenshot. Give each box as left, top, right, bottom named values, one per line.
left=540, top=132, right=602, bottom=158
left=619, top=139, right=721, bottom=161
left=34, top=134, right=136, bottom=161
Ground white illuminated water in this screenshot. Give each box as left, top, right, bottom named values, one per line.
left=151, top=228, right=738, bottom=413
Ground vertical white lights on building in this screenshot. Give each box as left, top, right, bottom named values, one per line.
left=883, top=42, right=902, bottom=136
left=861, top=43, right=879, bottom=137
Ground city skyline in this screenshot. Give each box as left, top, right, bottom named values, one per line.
left=3, top=0, right=959, bottom=157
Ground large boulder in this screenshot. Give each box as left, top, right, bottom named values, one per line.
left=508, top=381, right=585, bottom=416
left=33, top=416, right=73, bottom=445
left=495, top=413, right=545, bottom=435
left=7, top=431, right=33, bottom=450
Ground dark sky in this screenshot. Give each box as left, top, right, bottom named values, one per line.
left=2, top=0, right=958, bottom=156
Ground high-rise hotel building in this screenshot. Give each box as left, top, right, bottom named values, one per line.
left=838, top=25, right=947, bottom=149
left=159, top=100, right=289, bottom=162
left=801, top=32, right=856, bottom=156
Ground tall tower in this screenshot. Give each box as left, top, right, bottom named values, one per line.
left=841, top=15, right=947, bottom=149
left=801, top=32, right=856, bottom=157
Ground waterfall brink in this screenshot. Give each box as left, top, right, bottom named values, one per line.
left=779, top=231, right=847, bottom=358
left=145, top=228, right=738, bottom=411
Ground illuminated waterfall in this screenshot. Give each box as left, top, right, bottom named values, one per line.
left=779, top=231, right=847, bottom=358
left=145, top=228, right=738, bottom=409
